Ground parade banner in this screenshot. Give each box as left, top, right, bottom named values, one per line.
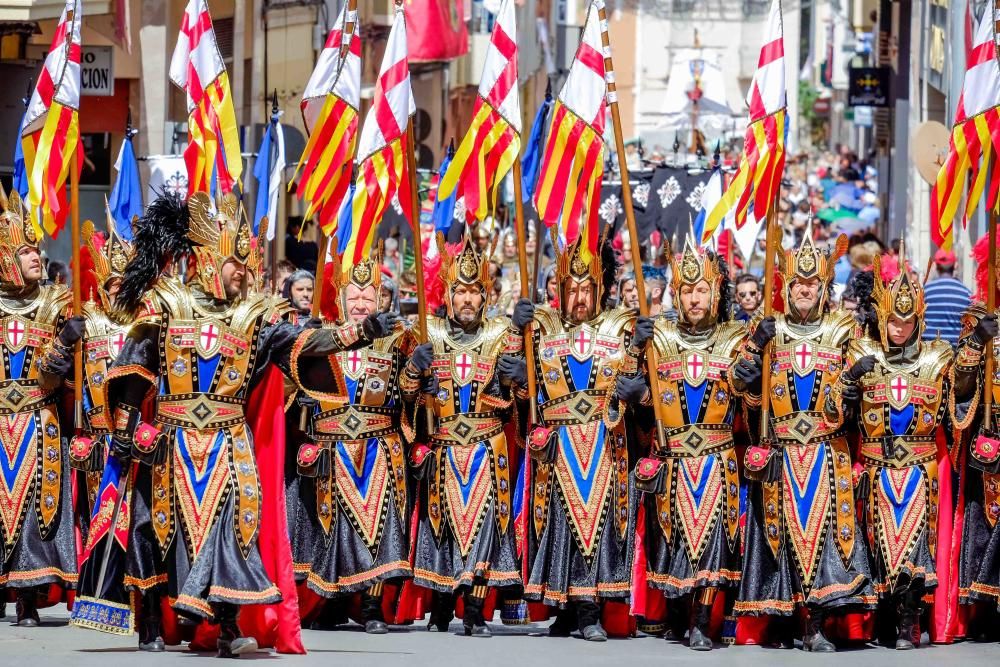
left=406, top=0, right=468, bottom=62
left=145, top=154, right=189, bottom=203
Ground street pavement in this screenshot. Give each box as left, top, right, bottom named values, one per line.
left=2, top=607, right=999, bottom=666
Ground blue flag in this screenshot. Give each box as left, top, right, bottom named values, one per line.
left=520, top=93, right=554, bottom=204
left=335, top=180, right=357, bottom=257
left=431, top=150, right=456, bottom=236
left=12, top=112, right=29, bottom=200
left=252, top=114, right=285, bottom=240
left=108, top=134, right=143, bottom=240
left=694, top=167, right=724, bottom=246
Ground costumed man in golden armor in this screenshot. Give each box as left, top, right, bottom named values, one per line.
left=0, top=188, right=84, bottom=626
left=291, top=247, right=416, bottom=634
left=406, top=233, right=525, bottom=637
left=69, top=216, right=173, bottom=650
left=512, top=237, right=651, bottom=642
left=828, top=250, right=967, bottom=649
left=733, top=228, right=876, bottom=652
left=635, top=239, right=747, bottom=651
left=102, top=192, right=401, bottom=657
left=955, top=234, right=1000, bottom=639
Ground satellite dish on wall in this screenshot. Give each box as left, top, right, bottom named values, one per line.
left=912, top=120, right=950, bottom=185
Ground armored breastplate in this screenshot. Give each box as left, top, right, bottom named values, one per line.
left=427, top=316, right=514, bottom=420
left=0, top=285, right=70, bottom=413
left=82, top=302, right=131, bottom=433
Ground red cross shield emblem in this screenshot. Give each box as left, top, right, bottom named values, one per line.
left=887, top=374, right=910, bottom=409
left=683, top=351, right=707, bottom=386
left=452, top=352, right=475, bottom=386
left=342, top=349, right=365, bottom=379
left=197, top=321, right=223, bottom=357
left=570, top=327, right=594, bottom=362
left=4, top=318, right=27, bottom=352
left=108, top=331, right=127, bottom=360
left=791, top=342, right=815, bottom=376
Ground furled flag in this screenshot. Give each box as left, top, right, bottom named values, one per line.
left=520, top=86, right=553, bottom=204
left=438, top=0, right=521, bottom=222
left=108, top=129, right=143, bottom=240
left=21, top=0, right=83, bottom=238
left=703, top=0, right=786, bottom=243
left=253, top=108, right=285, bottom=240
left=533, top=0, right=608, bottom=262
left=343, top=7, right=416, bottom=269
left=427, top=144, right=460, bottom=260
left=931, top=10, right=1000, bottom=250
left=292, top=3, right=361, bottom=234
left=169, top=0, right=242, bottom=195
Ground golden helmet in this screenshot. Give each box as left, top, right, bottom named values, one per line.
left=83, top=209, right=135, bottom=307
left=437, top=231, right=495, bottom=319
left=777, top=221, right=848, bottom=318
left=871, top=241, right=925, bottom=348
left=552, top=227, right=607, bottom=318
left=0, top=186, right=40, bottom=287
left=668, top=234, right=724, bottom=323
left=187, top=191, right=253, bottom=300
left=331, top=240, right=383, bottom=321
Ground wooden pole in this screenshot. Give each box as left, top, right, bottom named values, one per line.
left=310, top=233, right=330, bottom=318
left=513, top=162, right=538, bottom=424
left=406, top=124, right=428, bottom=343
left=984, top=206, right=997, bottom=431
left=597, top=3, right=668, bottom=445
left=70, top=151, right=82, bottom=428
left=757, top=209, right=779, bottom=440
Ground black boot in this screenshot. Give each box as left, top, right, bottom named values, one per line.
left=688, top=600, right=713, bottom=651
left=895, top=589, right=922, bottom=650
left=802, top=607, right=836, bottom=653
left=462, top=591, right=491, bottom=637
left=215, top=603, right=258, bottom=658
left=361, top=591, right=388, bottom=635
left=138, top=592, right=165, bottom=652
left=576, top=600, right=607, bottom=642
left=549, top=605, right=577, bottom=637
left=427, top=592, right=454, bottom=632
left=15, top=589, right=40, bottom=627
left=663, top=595, right=690, bottom=641
left=769, top=615, right=796, bottom=649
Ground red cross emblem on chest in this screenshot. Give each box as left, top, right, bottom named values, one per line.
left=571, top=328, right=593, bottom=360
left=345, top=350, right=364, bottom=376
left=454, top=352, right=474, bottom=384
left=198, top=322, right=222, bottom=356
left=109, top=332, right=127, bottom=358
left=792, top=342, right=813, bottom=374
left=5, top=319, right=26, bottom=349
left=685, top=352, right=706, bottom=384
left=889, top=375, right=909, bottom=406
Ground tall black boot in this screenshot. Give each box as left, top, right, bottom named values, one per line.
left=576, top=600, right=607, bottom=642
left=462, top=586, right=491, bottom=637
left=688, top=588, right=716, bottom=651
left=15, top=588, right=39, bottom=627
left=769, top=614, right=796, bottom=649
left=802, top=606, right=836, bottom=653
left=427, top=591, right=454, bottom=632
left=214, top=602, right=258, bottom=658
left=896, top=588, right=922, bottom=650
left=138, top=592, right=165, bottom=652
left=663, top=595, right=691, bottom=641
left=362, top=583, right=388, bottom=635
left=549, top=605, right=578, bottom=637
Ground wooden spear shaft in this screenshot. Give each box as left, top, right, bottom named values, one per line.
left=597, top=3, right=669, bottom=443
left=513, top=162, right=538, bottom=424
left=758, top=208, right=778, bottom=440
left=70, top=150, right=83, bottom=428
left=985, top=205, right=997, bottom=430
left=406, top=124, right=428, bottom=343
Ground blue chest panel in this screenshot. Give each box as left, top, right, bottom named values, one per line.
left=557, top=421, right=607, bottom=504
left=793, top=371, right=816, bottom=412
left=335, top=438, right=379, bottom=496
left=345, top=376, right=359, bottom=402
left=459, top=383, right=473, bottom=413
left=889, top=405, right=915, bottom=436
left=567, top=357, right=594, bottom=392
left=0, top=419, right=35, bottom=490
left=176, top=429, right=226, bottom=503
left=447, top=444, right=489, bottom=504
left=683, top=381, right=707, bottom=424
left=8, top=349, right=26, bottom=380
left=197, top=354, right=222, bottom=393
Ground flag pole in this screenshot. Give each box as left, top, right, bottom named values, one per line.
left=597, top=2, right=668, bottom=449
left=406, top=123, right=428, bottom=342
left=70, top=149, right=82, bottom=428
left=513, top=162, right=538, bottom=425
left=984, top=202, right=997, bottom=432
left=757, top=207, right=779, bottom=440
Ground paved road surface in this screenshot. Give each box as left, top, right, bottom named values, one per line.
left=2, top=608, right=998, bottom=666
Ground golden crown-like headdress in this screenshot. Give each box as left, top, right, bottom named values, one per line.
left=668, top=234, right=724, bottom=323
left=84, top=210, right=135, bottom=290
left=331, top=241, right=384, bottom=319
left=777, top=221, right=848, bottom=317
left=187, top=191, right=253, bottom=299
left=0, top=186, right=39, bottom=287
left=437, top=231, right=495, bottom=319
left=551, top=227, right=609, bottom=316
left=872, top=240, right=925, bottom=348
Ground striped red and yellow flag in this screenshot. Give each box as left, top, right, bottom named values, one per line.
left=931, top=11, right=1000, bottom=250
left=169, top=0, right=242, bottom=195
left=342, top=8, right=415, bottom=268
left=293, top=4, right=361, bottom=235
left=21, top=0, right=83, bottom=239
left=438, top=0, right=521, bottom=221
left=703, top=0, right=786, bottom=242
left=533, top=0, right=607, bottom=262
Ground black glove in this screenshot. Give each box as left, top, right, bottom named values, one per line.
left=843, top=355, right=876, bottom=384
left=409, top=343, right=434, bottom=373
left=750, top=316, right=776, bottom=350
left=57, top=315, right=86, bottom=347
left=732, top=357, right=763, bottom=388
left=973, top=313, right=999, bottom=346
left=303, top=317, right=323, bottom=330
left=498, top=355, right=528, bottom=388
left=511, top=298, right=535, bottom=331
left=840, top=383, right=861, bottom=404
left=420, top=372, right=440, bottom=396
left=43, top=349, right=72, bottom=377
left=631, top=316, right=654, bottom=351
left=361, top=312, right=402, bottom=341
left=614, top=374, right=649, bottom=404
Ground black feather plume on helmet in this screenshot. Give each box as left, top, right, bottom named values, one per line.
left=600, top=236, right=619, bottom=310
left=115, top=191, right=193, bottom=315
left=849, top=269, right=876, bottom=336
